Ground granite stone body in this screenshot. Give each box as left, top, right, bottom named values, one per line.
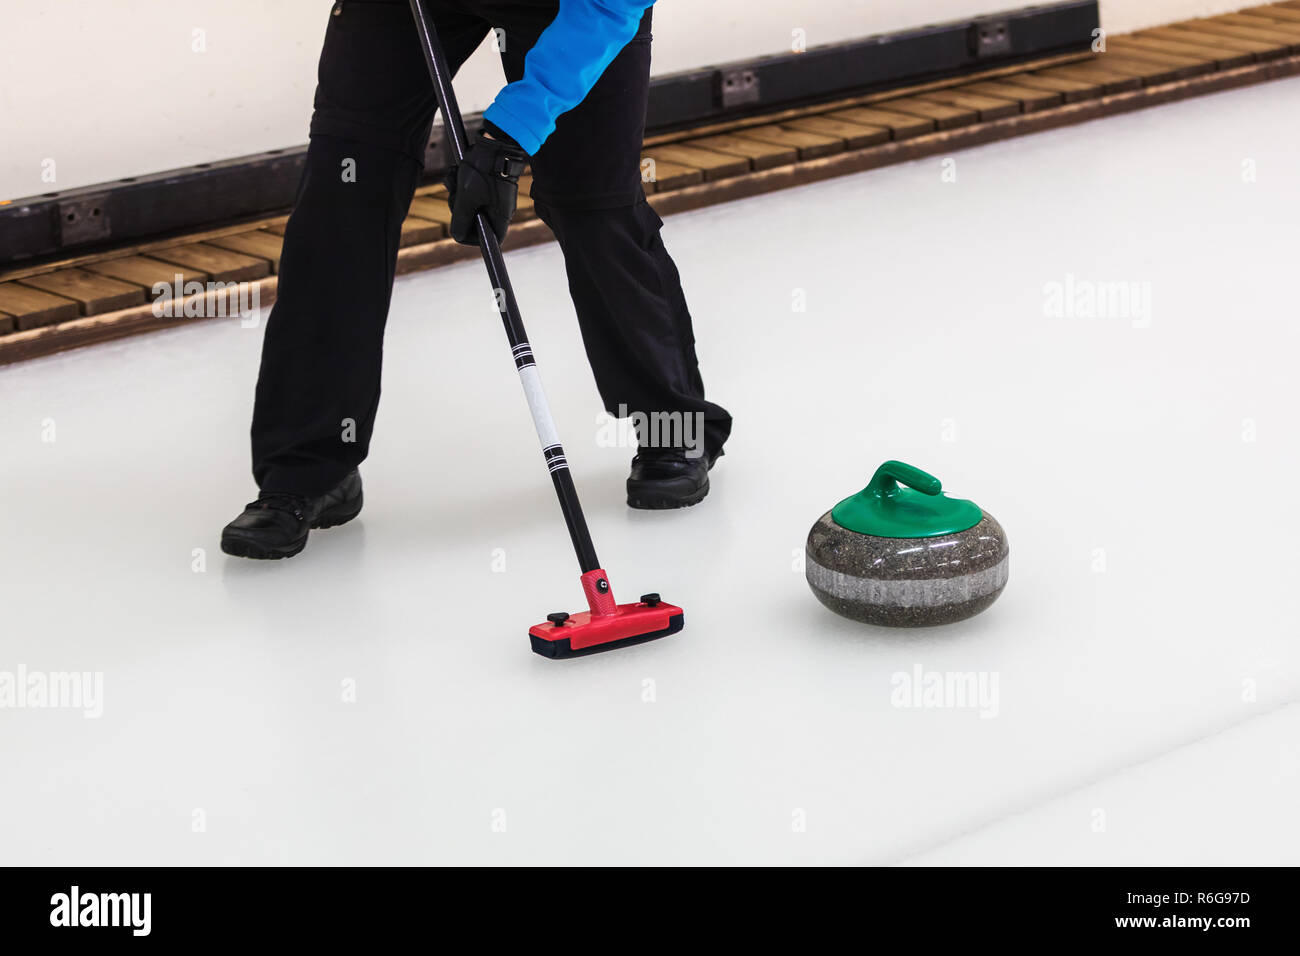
left=805, top=511, right=1009, bottom=626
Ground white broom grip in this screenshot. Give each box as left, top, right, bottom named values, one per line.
left=517, top=364, right=562, bottom=451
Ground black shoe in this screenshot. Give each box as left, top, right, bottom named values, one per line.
left=626, top=448, right=721, bottom=510
left=221, top=470, right=363, bottom=560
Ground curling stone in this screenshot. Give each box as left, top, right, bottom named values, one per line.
left=805, top=460, right=1008, bottom=627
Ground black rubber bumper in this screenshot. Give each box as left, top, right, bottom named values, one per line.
left=529, top=613, right=684, bottom=659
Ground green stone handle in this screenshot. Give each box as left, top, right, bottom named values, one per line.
left=832, top=460, right=981, bottom=537
left=864, top=460, right=942, bottom=498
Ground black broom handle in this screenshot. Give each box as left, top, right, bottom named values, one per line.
left=408, top=0, right=601, bottom=574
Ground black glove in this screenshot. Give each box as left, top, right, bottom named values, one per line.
left=445, top=127, right=528, bottom=246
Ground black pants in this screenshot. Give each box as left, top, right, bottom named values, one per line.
left=252, top=0, right=731, bottom=495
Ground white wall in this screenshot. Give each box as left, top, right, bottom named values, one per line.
left=0, top=0, right=1250, bottom=199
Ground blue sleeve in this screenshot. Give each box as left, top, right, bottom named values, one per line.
left=482, top=0, right=655, bottom=155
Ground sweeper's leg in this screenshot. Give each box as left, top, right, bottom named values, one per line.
left=500, top=10, right=733, bottom=507
left=250, top=134, right=418, bottom=496
left=225, top=0, right=488, bottom=558
left=531, top=201, right=733, bottom=454
left=250, top=0, right=488, bottom=497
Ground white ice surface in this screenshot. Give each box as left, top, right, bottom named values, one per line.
left=2, top=77, right=1299, bottom=866
left=905, top=700, right=1300, bottom=866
